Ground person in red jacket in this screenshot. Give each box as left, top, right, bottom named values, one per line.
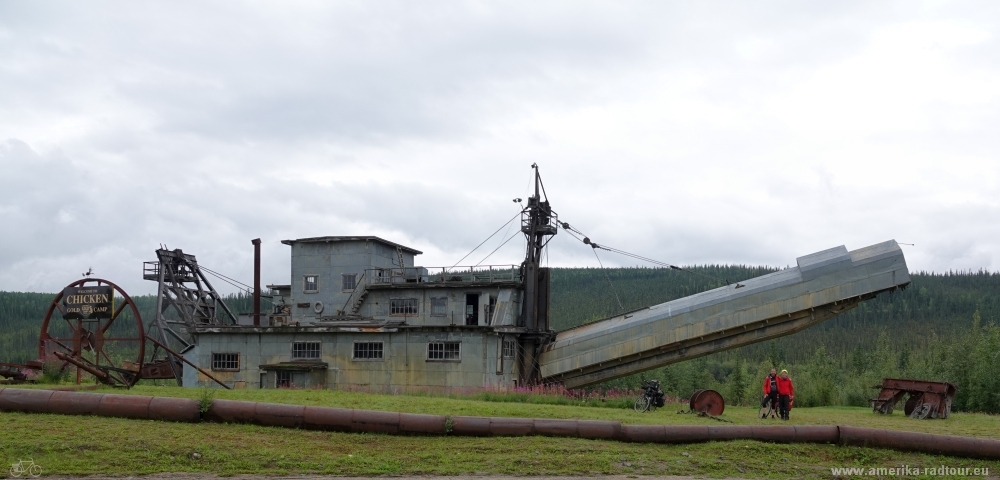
left=761, top=368, right=779, bottom=414
left=776, top=369, right=795, bottom=420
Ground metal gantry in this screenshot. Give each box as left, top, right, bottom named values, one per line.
left=517, top=163, right=559, bottom=384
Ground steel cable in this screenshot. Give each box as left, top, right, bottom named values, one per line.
left=558, top=222, right=743, bottom=288
left=450, top=210, right=523, bottom=269
left=200, top=266, right=274, bottom=306
left=591, top=247, right=625, bottom=313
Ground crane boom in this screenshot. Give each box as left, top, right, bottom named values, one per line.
left=540, top=240, right=910, bottom=388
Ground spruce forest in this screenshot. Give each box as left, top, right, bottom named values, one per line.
left=1, top=267, right=998, bottom=412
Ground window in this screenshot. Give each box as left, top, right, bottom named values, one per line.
left=276, top=370, right=292, bottom=388
left=353, top=341, right=384, bottom=360
left=211, top=353, right=239, bottom=371
left=342, top=273, right=357, bottom=291
left=292, top=341, right=321, bottom=359
left=390, top=298, right=418, bottom=316
left=304, top=275, right=318, bottom=293
left=427, top=341, right=461, bottom=361
left=502, top=339, right=516, bottom=358
left=430, top=297, right=448, bottom=316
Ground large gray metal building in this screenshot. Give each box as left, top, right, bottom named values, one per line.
left=183, top=235, right=539, bottom=390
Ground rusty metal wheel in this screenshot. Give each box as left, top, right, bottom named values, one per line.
left=689, top=389, right=706, bottom=411
left=690, top=389, right=726, bottom=416
left=911, top=403, right=932, bottom=420
left=39, top=278, right=145, bottom=387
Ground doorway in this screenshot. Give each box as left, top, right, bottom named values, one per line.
left=465, top=293, right=479, bottom=325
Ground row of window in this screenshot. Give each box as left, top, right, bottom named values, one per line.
left=301, top=294, right=447, bottom=317
left=351, top=341, right=463, bottom=361
left=209, top=340, right=517, bottom=371
left=388, top=297, right=460, bottom=316
left=300, top=278, right=469, bottom=319
left=303, top=274, right=357, bottom=293
left=388, top=298, right=452, bottom=316
left=349, top=341, right=461, bottom=361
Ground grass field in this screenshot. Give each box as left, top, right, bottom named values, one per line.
left=1, top=385, right=998, bottom=478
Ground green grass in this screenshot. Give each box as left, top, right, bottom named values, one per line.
left=1, top=411, right=997, bottom=478
left=99, top=385, right=1000, bottom=437
left=1, top=386, right=998, bottom=478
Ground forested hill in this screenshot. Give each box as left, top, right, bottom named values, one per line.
left=0, top=292, right=58, bottom=364
left=0, top=292, right=255, bottom=363
left=1, top=268, right=998, bottom=365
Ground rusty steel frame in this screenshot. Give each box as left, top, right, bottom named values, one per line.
left=0, top=362, right=40, bottom=383
left=38, top=278, right=145, bottom=388
left=871, top=378, right=957, bottom=419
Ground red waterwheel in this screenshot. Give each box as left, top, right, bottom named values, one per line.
left=38, top=278, right=145, bottom=387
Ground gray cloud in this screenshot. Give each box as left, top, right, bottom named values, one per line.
left=2, top=1, right=999, bottom=296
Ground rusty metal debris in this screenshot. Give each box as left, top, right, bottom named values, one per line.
left=871, top=378, right=957, bottom=419
left=0, top=362, right=40, bottom=383
left=688, top=389, right=726, bottom=416
left=676, top=409, right=733, bottom=423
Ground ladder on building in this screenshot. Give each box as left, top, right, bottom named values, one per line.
left=339, top=271, right=368, bottom=315
left=396, top=245, right=406, bottom=269
left=349, top=288, right=368, bottom=315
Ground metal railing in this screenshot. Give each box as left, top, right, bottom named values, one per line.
left=365, top=265, right=522, bottom=286
left=521, top=209, right=559, bottom=235
left=142, top=261, right=160, bottom=279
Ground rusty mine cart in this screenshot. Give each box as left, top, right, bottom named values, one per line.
left=871, top=378, right=957, bottom=419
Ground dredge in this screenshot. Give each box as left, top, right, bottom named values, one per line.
left=179, top=164, right=911, bottom=391
left=9, top=164, right=910, bottom=393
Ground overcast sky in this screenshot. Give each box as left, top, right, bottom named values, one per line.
left=2, top=1, right=998, bottom=295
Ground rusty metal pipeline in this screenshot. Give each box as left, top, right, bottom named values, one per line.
left=1, top=387, right=998, bottom=459
left=0, top=387, right=200, bottom=422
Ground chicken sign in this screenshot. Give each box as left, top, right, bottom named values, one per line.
left=61, top=286, right=113, bottom=320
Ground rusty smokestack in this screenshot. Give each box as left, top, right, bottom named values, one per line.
left=251, top=238, right=261, bottom=326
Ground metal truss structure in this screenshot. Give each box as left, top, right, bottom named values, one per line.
left=143, top=248, right=238, bottom=385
